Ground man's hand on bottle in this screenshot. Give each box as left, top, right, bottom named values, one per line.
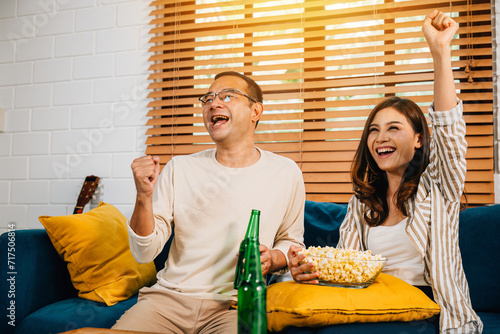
left=259, top=244, right=272, bottom=275
left=259, top=245, right=288, bottom=276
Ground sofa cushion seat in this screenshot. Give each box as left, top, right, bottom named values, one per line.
left=476, top=312, right=500, bottom=334
left=285, top=317, right=439, bottom=334
left=15, top=296, right=137, bottom=334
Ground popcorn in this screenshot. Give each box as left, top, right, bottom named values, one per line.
left=298, top=246, right=385, bottom=285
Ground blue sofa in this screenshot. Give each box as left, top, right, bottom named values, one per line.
left=1, top=201, right=499, bottom=334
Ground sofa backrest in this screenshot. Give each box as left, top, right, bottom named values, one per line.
left=304, top=200, right=346, bottom=247
left=303, top=200, right=500, bottom=313
left=459, top=205, right=500, bottom=312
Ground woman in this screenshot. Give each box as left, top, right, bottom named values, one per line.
left=288, top=10, right=482, bottom=333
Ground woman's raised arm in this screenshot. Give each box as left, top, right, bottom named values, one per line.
left=422, top=10, right=459, bottom=111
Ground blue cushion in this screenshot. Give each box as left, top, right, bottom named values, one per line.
left=304, top=200, right=347, bottom=247
left=459, top=205, right=500, bottom=312
left=15, top=296, right=137, bottom=334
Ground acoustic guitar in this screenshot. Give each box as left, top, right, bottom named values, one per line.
left=73, top=175, right=101, bottom=214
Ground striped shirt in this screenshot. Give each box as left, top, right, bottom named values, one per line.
left=338, top=100, right=483, bottom=333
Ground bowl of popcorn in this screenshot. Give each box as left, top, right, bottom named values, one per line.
left=298, top=246, right=386, bottom=289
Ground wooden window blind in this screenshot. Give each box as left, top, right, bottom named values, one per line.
left=146, top=0, right=494, bottom=205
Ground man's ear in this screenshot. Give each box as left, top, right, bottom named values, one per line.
left=251, top=102, right=264, bottom=123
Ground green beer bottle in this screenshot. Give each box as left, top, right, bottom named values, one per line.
left=234, top=209, right=260, bottom=289
left=235, top=209, right=267, bottom=334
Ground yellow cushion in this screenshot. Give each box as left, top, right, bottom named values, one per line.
left=39, top=202, right=157, bottom=306
left=267, top=273, right=440, bottom=332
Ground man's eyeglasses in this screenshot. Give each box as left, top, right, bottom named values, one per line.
left=198, top=88, right=257, bottom=106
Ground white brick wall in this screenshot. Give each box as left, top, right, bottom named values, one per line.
left=55, top=32, right=93, bottom=57
left=12, top=132, right=50, bottom=155
left=0, top=87, right=14, bottom=108
left=76, top=7, right=115, bottom=31
left=0, top=0, right=152, bottom=232
left=0, top=136, right=11, bottom=155
left=0, top=63, right=32, bottom=85
left=34, top=58, right=72, bottom=83
left=32, top=106, right=70, bottom=130
left=0, top=41, right=15, bottom=63
left=53, top=81, right=93, bottom=105
left=73, top=54, right=114, bottom=79
left=14, top=84, right=52, bottom=108
left=16, top=36, right=53, bottom=61
left=0, top=181, right=9, bottom=203
left=0, top=1, right=16, bottom=19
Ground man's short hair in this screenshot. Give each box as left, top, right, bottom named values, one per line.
left=214, top=71, right=263, bottom=104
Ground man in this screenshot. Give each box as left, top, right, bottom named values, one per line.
left=113, top=71, right=305, bottom=333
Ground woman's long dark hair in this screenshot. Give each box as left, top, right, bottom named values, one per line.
left=351, top=97, right=430, bottom=226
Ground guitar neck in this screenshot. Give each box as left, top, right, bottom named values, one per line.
left=74, top=175, right=100, bottom=214
left=73, top=206, right=84, bottom=214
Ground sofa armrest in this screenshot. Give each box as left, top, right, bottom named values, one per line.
left=0, top=229, right=77, bottom=334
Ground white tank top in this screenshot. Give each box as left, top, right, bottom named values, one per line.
left=367, top=218, right=428, bottom=286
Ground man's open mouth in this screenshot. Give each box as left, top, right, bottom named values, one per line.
left=211, top=115, right=229, bottom=125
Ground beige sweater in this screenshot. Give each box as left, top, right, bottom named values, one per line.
left=127, top=147, right=305, bottom=301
